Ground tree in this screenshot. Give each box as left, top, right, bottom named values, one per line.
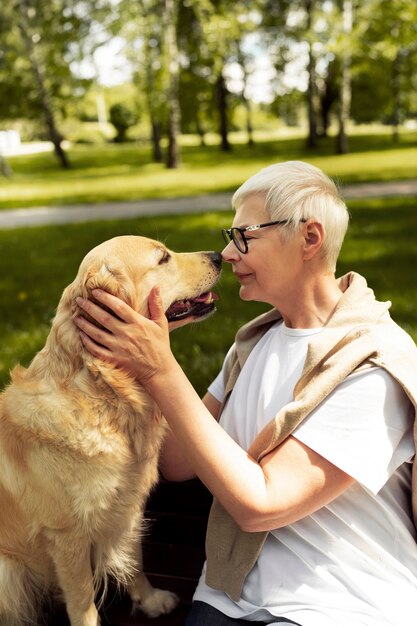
left=177, top=1, right=215, bottom=145
left=189, top=0, right=261, bottom=151
left=235, top=36, right=255, bottom=146
left=136, top=1, right=166, bottom=162
left=354, top=0, right=417, bottom=140
left=305, top=0, right=320, bottom=147
left=17, top=0, right=69, bottom=168
left=0, top=154, right=12, bottom=178
left=190, top=0, right=234, bottom=151
left=0, top=0, right=99, bottom=168
left=123, top=0, right=181, bottom=167
left=226, top=3, right=264, bottom=146
left=334, top=0, right=353, bottom=153
left=163, top=0, right=181, bottom=168
left=262, top=0, right=325, bottom=148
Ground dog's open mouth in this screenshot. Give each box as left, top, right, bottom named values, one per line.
left=165, top=291, right=219, bottom=322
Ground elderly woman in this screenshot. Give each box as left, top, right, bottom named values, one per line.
left=75, top=161, right=417, bottom=626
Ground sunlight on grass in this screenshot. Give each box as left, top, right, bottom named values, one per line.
left=314, top=148, right=417, bottom=184
left=0, top=130, right=416, bottom=209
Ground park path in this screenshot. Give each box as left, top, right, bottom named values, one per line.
left=0, top=179, right=417, bottom=230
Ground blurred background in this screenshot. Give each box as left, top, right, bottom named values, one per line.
left=0, top=0, right=417, bottom=393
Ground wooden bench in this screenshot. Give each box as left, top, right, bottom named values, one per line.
left=47, top=478, right=212, bottom=625
left=102, top=478, right=212, bottom=625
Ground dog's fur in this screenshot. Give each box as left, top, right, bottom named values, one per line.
left=0, top=236, right=221, bottom=626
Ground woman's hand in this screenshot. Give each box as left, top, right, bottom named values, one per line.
left=74, top=287, right=175, bottom=385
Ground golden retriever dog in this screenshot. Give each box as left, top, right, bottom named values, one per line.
left=0, top=235, right=221, bottom=626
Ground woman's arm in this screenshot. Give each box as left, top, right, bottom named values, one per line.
left=159, top=392, right=221, bottom=482
left=133, top=349, right=354, bottom=533
left=74, top=289, right=354, bottom=532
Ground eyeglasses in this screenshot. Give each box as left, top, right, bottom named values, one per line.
left=222, top=219, right=306, bottom=254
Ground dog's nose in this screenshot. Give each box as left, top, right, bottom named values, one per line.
left=210, top=252, right=223, bottom=269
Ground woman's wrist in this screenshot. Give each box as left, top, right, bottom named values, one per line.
left=141, top=350, right=181, bottom=394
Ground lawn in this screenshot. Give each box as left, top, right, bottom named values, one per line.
left=1, top=194, right=417, bottom=394
left=0, top=129, right=416, bottom=209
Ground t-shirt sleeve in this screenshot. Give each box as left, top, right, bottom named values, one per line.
left=292, top=368, right=415, bottom=494
left=207, top=343, right=236, bottom=402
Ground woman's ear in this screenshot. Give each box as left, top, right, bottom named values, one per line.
left=302, top=220, right=325, bottom=261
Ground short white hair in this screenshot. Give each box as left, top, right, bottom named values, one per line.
left=232, top=161, right=349, bottom=272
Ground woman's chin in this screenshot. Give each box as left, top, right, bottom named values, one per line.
left=239, top=285, right=253, bottom=301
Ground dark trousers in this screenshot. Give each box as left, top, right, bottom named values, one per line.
left=185, top=601, right=302, bottom=626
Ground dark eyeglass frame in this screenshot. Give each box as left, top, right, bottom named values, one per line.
left=222, top=219, right=306, bottom=254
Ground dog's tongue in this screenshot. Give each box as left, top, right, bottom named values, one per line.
left=195, top=292, right=219, bottom=303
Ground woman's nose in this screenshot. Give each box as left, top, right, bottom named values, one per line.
left=221, top=240, right=240, bottom=263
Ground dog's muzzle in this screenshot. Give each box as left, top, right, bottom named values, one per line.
left=165, top=292, right=219, bottom=322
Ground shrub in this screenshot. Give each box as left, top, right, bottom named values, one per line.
left=109, top=103, right=139, bottom=143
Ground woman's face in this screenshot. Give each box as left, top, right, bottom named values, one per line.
left=222, top=194, right=304, bottom=308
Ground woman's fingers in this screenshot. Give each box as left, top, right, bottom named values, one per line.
left=75, top=296, right=117, bottom=332
left=74, top=315, right=113, bottom=350
left=148, top=287, right=168, bottom=328
left=76, top=290, right=136, bottom=330
left=78, top=330, right=111, bottom=360
left=91, top=289, right=136, bottom=323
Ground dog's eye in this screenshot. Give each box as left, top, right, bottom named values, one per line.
left=158, top=251, right=171, bottom=265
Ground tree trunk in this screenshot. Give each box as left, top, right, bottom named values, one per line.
left=337, top=0, right=352, bottom=154
left=392, top=48, right=402, bottom=144
left=0, top=153, right=12, bottom=177
left=196, top=114, right=206, bottom=147
left=143, top=32, right=163, bottom=164
left=305, top=0, right=318, bottom=149
left=164, top=0, right=181, bottom=169
left=244, top=97, right=254, bottom=147
left=319, top=61, right=337, bottom=137
left=217, top=70, right=231, bottom=152
left=96, top=89, right=107, bottom=130
left=237, top=41, right=254, bottom=146
left=151, top=118, right=163, bottom=162
left=18, top=0, right=69, bottom=169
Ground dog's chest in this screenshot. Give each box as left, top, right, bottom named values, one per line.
left=70, top=412, right=167, bottom=527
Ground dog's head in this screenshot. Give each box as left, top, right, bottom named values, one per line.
left=27, top=237, right=220, bottom=393
left=73, top=235, right=222, bottom=329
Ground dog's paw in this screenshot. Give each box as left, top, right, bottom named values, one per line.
left=132, top=588, right=179, bottom=618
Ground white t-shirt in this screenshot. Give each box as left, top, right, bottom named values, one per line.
left=194, top=321, right=417, bottom=626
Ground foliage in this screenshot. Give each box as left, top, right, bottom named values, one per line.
left=352, top=0, right=417, bottom=130
left=1, top=196, right=417, bottom=395
left=2, top=0, right=417, bottom=157
left=0, top=0, right=93, bottom=122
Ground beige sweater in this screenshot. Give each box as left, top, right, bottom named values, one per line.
left=204, top=272, right=417, bottom=601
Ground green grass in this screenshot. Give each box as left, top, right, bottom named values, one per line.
left=1, top=194, right=417, bottom=394
left=0, top=129, right=416, bottom=209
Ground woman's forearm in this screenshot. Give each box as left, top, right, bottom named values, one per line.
left=159, top=426, right=197, bottom=482
left=146, top=355, right=269, bottom=529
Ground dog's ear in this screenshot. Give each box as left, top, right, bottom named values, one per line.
left=68, top=262, right=134, bottom=327
left=80, top=261, right=132, bottom=304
